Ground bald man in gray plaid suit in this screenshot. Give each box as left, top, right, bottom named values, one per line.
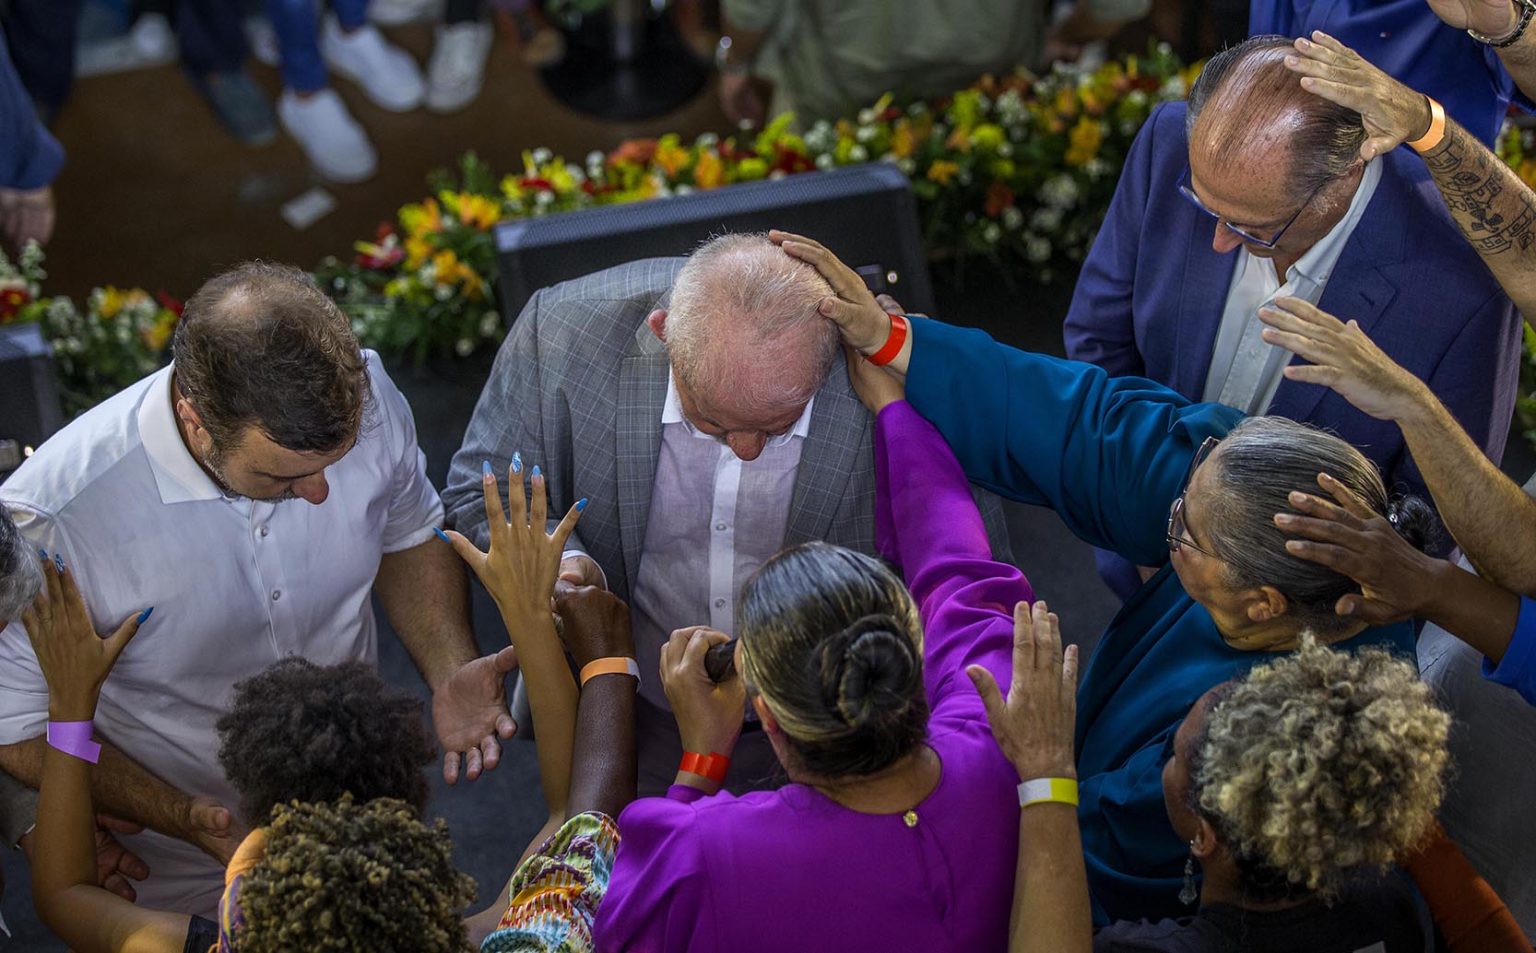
left=445, top=234, right=1012, bottom=794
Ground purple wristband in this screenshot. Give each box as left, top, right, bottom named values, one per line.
left=47, top=721, right=101, bottom=764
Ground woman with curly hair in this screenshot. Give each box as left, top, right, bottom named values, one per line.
left=20, top=556, right=477, bottom=953
left=974, top=609, right=1529, bottom=952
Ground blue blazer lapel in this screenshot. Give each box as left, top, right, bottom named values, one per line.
left=616, top=325, right=668, bottom=590
left=1171, top=219, right=1237, bottom=399
left=1270, top=166, right=1405, bottom=424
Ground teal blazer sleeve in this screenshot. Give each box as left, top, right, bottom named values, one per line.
left=902, top=316, right=1245, bottom=567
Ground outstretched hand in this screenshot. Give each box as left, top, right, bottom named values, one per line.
left=843, top=345, right=906, bottom=413
left=1282, top=32, right=1435, bottom=160
left=21, top=554, right=148, bottom=721
left=1258, top=296, right=1431, bottom=423
left=437, top=457, right=584, bottom=783
left=967, top=600, right=1079, bottom=780
left=1275, top=473, right=1444, bottom=624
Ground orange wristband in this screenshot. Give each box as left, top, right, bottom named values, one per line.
left=579, top=656, right=640, bottom=686
left=679, top=751, right=730, bottom=783
left=866, top=313, right=909, bottom=367
left=1407, top=97, right=1447, bottom=154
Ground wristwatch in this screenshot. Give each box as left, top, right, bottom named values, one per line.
left=1469, top=0, right=1536, bottom=48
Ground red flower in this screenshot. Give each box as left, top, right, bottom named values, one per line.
left=374, top=222, right=397, bottom=242
left=520, top=177, right=555, bottom=192
left=610, top=138, right=659, bottom=165
left=0, top=286, right=31, bottom=322
left=154, top=290, right=185, bottom=316
left=355, top=244, right=405, bottom=270
left=771, top=147, right=814, bottom=175
left=984, top=181, right=1016, bottom=218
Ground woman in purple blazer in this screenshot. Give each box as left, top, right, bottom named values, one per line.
left=591, top=356, right=1032, bottom=952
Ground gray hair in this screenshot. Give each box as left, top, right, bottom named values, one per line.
left=665, top=233, right=839, bottom=409
left=0, top=504, right=42, bottom=624
left=1204, top=417, right=1435, bottom=635
left=1186, top=35, right=1367, bottom=205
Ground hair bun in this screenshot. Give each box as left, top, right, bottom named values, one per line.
left=820, top=615, right=921, bottom=732
left=1385, top=495, right=1439, bottom=554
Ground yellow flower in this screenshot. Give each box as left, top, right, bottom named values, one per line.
left=432, top=250, right=462, bottom=286
left=399, top=198, right=443, bottom=239
left=927, top=160, right=961, bottom=185
left=1053, top=87, right=1078, bottom=119
left=694, top=149, right=725, bottom=189
left=405, top=235, right=434, bottom=269
left=970, top=124, right=1006, bottom=150
left=97, top=287, right=125, bottom=320
left=144, top=315, right=175, bottom=352
left=891, top=121, right=916, bottom=159
left=1065, top=116, right=1104, bottom=167
left=736, top=157, right=769, bottom=180
left=654, top=136, right=690, bottom=176
left=453, top=192, right=501, bottom=230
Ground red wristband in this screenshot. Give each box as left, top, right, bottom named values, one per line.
left=679, top=751, right=730, bottom=783
left=866, top=313, right=909, bottom=367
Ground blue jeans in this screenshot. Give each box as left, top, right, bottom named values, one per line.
left=267, top=0, right=370, bottom=93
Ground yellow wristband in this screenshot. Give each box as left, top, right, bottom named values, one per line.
left=1018, top=777, right=1079, bottom=809
left=1407, top=97, right=1447, bottom=154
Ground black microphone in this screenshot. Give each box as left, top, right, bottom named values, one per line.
left=704, top=639, right=739, bottom=683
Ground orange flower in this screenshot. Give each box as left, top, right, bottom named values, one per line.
left=927, top=160, right=961, bottom=185
left=610, top=138, right=658, bottom=165
left=694, top=149, right=725, bottom=189
left=1065, top=116, right=1104, bottom=167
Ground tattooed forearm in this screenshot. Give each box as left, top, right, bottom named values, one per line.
left=1424, top=124, right=1536, bottom=257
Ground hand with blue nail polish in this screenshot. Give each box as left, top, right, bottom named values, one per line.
left=512, top=451, right=522, bottom=473
left=21, top=556, right=147, bottom=721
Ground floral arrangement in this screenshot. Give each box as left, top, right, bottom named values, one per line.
left=1, top=243, right=180, bottom=417
left=319, top=45, right=1198, bottom=362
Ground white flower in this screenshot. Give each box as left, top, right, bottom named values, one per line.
left=1030, top=207, right=1063, bottom=232
left=769, top=169, right=787, bottom=180
left=478, top=312, right=499, bottom=337
left=1127, top=90, right=1148, bottom=108
left=435, top=284, right=453, bottom=301
left=675, top=184, right=694, bottom=195
left=442, top=214, right=458, bottom=228
left=804, top=121, right=837, bottom=152
left=815, top=153, right=836, bottom=170
left=697, top=132, right=719, bottom=148
left=532, top=147, right=553, bottom=165
left=848, top=144, right=868, bottom=163
left=1085, top=158, right=1111, bottom=180
left=352, top=319, right=367, bottom=337
left=897, top=157, right=916, bottom=175
left=1040, top=174, right=1080, bottom=209
left=455, top=337, right=475, bottom=356
left=858, top=107, right=877, bottom=125
left=997, top=142, right=1013, bottom=158
left=1001, top=206, right=1024, bottom=230
left=856, top=125, right=877, bottom=143
left=1025, top=234, right=1052, bottom=263
left=982, top=222, right=1002, bottom=244
left=535, top=190, right=554, bottom=207
left=587, top=150, right=605, bottom=167
left=996, top=90, right=1027, bottom=127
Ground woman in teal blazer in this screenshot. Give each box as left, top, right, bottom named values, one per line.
left=775, top=233, right=1433, bottom=924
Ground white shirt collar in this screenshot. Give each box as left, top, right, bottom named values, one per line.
left=661, top=372, right=815, bottom=447
left=136, top=364, right=226, bottom=505
left=1285, top=157, right=1382, bottom=286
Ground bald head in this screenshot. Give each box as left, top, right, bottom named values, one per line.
left=664, top=232, right=839, bottom=413
left=1187, top=35, right=1366, bottom=206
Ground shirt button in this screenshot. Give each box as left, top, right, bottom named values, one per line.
left=271, top=589, right=282, bottom=601
left=259, top=526, right=269, bottom=537
left=715, top=522, right=727, bottom=531
left=714, top=598, right=726, bottom=608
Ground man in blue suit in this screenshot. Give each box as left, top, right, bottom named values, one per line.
left=1064, top=35, right=1520, bottom=599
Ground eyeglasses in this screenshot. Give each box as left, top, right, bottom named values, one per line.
left=1167, top=436, right=1221, bottom=559
left=1177, top=166, right=1331, bottom=250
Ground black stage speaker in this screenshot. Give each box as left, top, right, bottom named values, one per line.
left=0, top=323, right=63, bottom=481
left=494, top=164, right=935, bottom=325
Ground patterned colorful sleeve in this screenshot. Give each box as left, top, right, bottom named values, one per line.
left=480, top=812, right=621, bottom=953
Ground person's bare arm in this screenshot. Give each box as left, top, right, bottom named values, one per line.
left=968, top=602, right=1092, bottom=953
left=1425, top=0, right=1536, bottom=102
left=1284, top=31, right=1536, bottom=315
left=0, top=737, right=238, bottom=864
left=1258, top=297, right=1536, bottom=594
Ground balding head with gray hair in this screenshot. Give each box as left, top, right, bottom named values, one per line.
left=663, top=232, right=840, bottom=413
left=0, top=504, right=42, bottom=624
left=1186, top=35, right=1367, bottom=208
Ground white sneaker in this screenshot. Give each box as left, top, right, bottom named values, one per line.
left=426, top=22, right=494, bottom=113
left=369, top=0, right=444, bottom=26
left=278, top=88, right=378, bottom=183
left=321, top=18, right=425, bottom=112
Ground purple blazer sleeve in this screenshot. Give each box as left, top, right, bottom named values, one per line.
left=874, top=401, right=1034, bottom=708
left=0, top=26, right=63, bottom=190
left=1061, top=101, right=1165, bottom=376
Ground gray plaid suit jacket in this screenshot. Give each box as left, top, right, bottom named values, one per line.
left=444, top=258, right=1013, bottom=603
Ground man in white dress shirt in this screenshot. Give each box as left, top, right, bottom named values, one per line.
left=444, top=233, right=1012, bottom=794
left=0, top=262, right=517, bottom=917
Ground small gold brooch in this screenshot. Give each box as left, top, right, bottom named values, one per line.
left=903, top=810, right=919, bottom=828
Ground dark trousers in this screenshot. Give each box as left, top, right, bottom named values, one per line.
left=445, top=0, right=484, bottom=24
left=2, top=0, right=247, bottom=117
